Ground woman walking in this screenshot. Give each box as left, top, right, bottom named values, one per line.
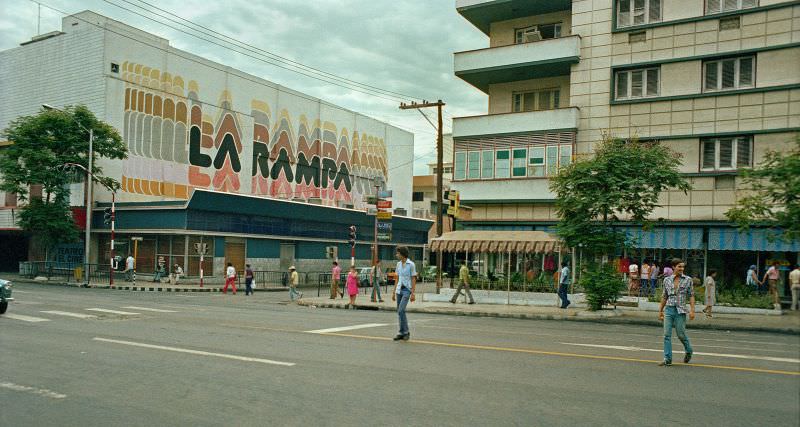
left=746, top=265, right=761, bottom=293
left=346, top=265, right=359, bottom=308
left=702, top=269, right=717, bottom=318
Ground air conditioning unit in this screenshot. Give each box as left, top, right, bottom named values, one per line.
left=524, top=31, right=542, bottom=43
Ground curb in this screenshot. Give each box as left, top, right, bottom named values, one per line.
left=299, top=300, right=800, bottom=335
left=11, top=278, right=290, bottom=293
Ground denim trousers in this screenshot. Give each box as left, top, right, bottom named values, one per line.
left=371, top=282, right=382, bottom=301
left=558, top=283, right=570, bottom=307
left=663, top=305, right=692, bottom=362
left=289, top=286, right=301, bottom=301
left=396, top=288, right=411, bottom=335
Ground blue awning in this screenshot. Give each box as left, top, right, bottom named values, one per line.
left=623, top=227, right=704, bottom=250
left=708, top=228, right=799, bottom=252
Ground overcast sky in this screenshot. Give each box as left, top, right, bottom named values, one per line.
left=0, top=0, right=488, bottom=174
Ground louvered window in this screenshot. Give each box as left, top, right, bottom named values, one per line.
left=617, top=0, right=662, bottom=27
left=701, top=137, right=752, bottom=170
left=615, top=67, right=659, bottom=100
left=704, top=56, right=755, bottom=92
left=706, top=0, right=758, bottom=14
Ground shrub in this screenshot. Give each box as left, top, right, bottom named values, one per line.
left=579, top=263, right=626, bottom=311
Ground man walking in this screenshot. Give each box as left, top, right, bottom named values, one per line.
left=450, top=260, right=475, bottom=304
left=370, top=259, right=384, bottom=303
left=789, top=264, right=800, bottom=311
left=392, top=246, right=416, bottom=341
left=288, top=266, right=302, bottom=301
left=558, top=261, right=571, bottom=308
left=330, top=261, right=341, bottom=299
left=244, top=264, right=254, bottom=296
left=124, top=254, right=135, bottom=282
left=658, top=258, right=695, bottom=366
left=763, top=261, right=781, bottom=308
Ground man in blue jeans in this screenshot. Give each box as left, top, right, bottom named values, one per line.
left=558, top=261, right=570, bottom=308
left=392, top=246, right=416, bottom=341
left=657, top=258, right=695, bottom=366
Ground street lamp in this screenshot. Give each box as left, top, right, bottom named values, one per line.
left=43, top=104, right=94, bottom=287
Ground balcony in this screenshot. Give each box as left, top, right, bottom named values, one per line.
left=456, top=0, right=573, bottom=35
left=454, top=36, right=581, bottom=93
left=453, top=107, right=580, bottom=139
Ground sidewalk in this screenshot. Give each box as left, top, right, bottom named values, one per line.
left=3, top=273, right=291, bottom=293
left=298, top=292, right=800, bottom=335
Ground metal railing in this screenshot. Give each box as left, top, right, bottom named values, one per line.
left=316, top=272, right=391, bottom=297
left=19, top=261, right=110, bottom=283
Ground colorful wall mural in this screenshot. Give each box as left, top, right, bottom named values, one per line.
left=120, top=61, right=391, bottom=209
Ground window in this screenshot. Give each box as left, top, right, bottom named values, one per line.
left=512, top=149, right=527, bottom=177
left=481, top=150, right=494, bottom=179
left=559, top=145, right=573, bottom=170
left=513, top=89, right=560, bottom=112
left=467, top=151, right=481, bottom=179
left=615, top=68, right=659, bottom=100
left=701, top=137, right=752, bottom=170
left=454, top=152, right=466, bottom=180
left=546, top=146, right=559, bottom=175
left=412, top=192, right=424, bottom=202
left=706, top=0, right=757, bottom=15
left=704, top=56, right=754, bottom=92
left=515, top=23, right=562, bottom=43
left=4, top=192, right=17, bottom=207
left=528, top=147, right=545, bottom=177
left=495, top=150, right=510, bottom=178
left=617, top=0, right=661, bottom=28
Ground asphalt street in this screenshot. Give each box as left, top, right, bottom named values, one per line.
left=2, top=282, right=799, bottom=427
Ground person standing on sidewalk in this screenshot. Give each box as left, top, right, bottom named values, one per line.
left=244, top=264, right=254, bottom=296
left=124, top=254, right=135, bottom=282
left=789, top=264, right=800, bottom=311
left=558, top=261, right=571, bottom=309
left=450, top=260, right=475, bottom=304
left=346, top=265, right=359, bottom=308
left=702, top=269, right=717, bottom=318
left=746, top=265, right=761, bottom=294
left=288, top=266, right=302, bottom=301
left=330, top=261, right=342, bottom=299
left=648, top=260, right=659, bottom=297
left=392, top=246, right=416, bottom=341
left=762, top=261, right=781, bottom=308
left=223, top=262, right=237, bottom=294
left=370, top=259, right=384, bottom=303
left=658, top=258, right=695, bottom=366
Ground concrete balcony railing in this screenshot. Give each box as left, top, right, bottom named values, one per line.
left=453, top=107, right=580, bottom=139
left=0, top=208, right=20, bottom=229
left=456, top=0, right=573, bottom=35
left=454, top=35, right=581, bottom=93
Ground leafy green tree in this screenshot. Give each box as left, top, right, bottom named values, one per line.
left=0, top=105, right=126, bottom=255
left=726, top=137, right=800, bottom=241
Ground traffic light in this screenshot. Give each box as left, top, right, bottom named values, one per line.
left=348, top=225, right=356, bottom=248
left=103, top=207, right=112, bottom=225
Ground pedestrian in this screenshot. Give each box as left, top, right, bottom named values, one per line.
left=124, top=254, right=135, bottom=282
left=640, top=260, right=651, bottom=298
left=392, top=246, right=416, bottom=341
left=223, top=262, right=237, bottom=294
left=762, top=261, right=781, bottom=308
left=746, top=265, right=761, bottom=293
left=170, top=264, right=183, bottom=285
left=244, top=264, right=254, bottom=296
left=628, top=261, right=639, bottom=297
left=657, top=258, right=695, bottom=366
left=702, top=269, right=717, bottom=318
left=661, top=262, right=673, bottom=279
left=346, top=265, right=359, bottom=308
left=789, top=264, right=800, bottom=311
left=558, top=260, right=570, bottom=309
left=370, top=259, right=384, bottom=303
left=450, top=260, right=475, bottom=304
left=648, top=260, right=659, bottom=297
left=153, top=257, right=166, bottom=282
left=288, top=266, right=302, bottom=301
left=330, top=261, right=342, bottom=299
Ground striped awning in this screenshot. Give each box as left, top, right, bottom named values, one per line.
left=708, top=228, right=800, bottom=252
left=429, top=230, right=564, bottom=253
left=623, top=227, right=703, bottom=250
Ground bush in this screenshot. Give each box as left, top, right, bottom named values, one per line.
left=579, top=264, right=625, bottom=311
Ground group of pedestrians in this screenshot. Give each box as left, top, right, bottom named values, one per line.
left=329, top=260, right=386, bottom=307
left=627, top=259, right=667, bottom=297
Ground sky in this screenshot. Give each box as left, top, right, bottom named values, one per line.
left=0, top=0, right=488, bottom=175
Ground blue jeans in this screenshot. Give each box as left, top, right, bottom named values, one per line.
left=396, top=288, right=411, bottom=335
left=558, top=282, right=570, bottom=308
left=663, top=305, right=692, bottom=362
left=371, top=282, right=382, bottom=301
left=648, top=279, right=657, bottom=296
left=289, top=286, right=302, bottom=301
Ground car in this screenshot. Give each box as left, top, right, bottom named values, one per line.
left=0, top=278, right=13, bottom=314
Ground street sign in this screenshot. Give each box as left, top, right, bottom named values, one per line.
left=364, top=196, right=377, bottom=205
left=447, top=190, right=459, bottom=201
left=376, top=200, right=392, bottom=209
left=377, top=222, right=392, bottom=241
left=377, top=190, right=392, bottom=199
left=366, top=207, right=378, bottom=215
left=130, top=237, right=143, bottom=241
left=377, top=211, right=392, bottom=220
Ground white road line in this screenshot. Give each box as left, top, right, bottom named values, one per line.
left=121, top=306, right=178, bottom=313
left=560, top=342, right=800, bottom=364
left=92, top=337, right=295, bottom=366
left=41, top=311, right=98, bottom=319
left=4, top=314, right=50, bottom=323
left=0, top=381, right=67, bottom=399
left=86, top=308, right=140, bottom=315
left=306, top=323, right=389, bottom=334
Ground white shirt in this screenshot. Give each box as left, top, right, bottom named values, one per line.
left=126, top=256, right=135, bottom=270
left=226, top=266, right=236, bottom=278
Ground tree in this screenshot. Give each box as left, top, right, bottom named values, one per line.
left=726, top=136, right=800, bottom=242
left=0, top=105, right=126, bottom=255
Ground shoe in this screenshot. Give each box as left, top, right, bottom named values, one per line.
left=402, top=334, right=410, bottom=341
left=658, top=360, right=672, bottom=366
left=379, top=300, right=384, bottom=303
left=450, top=300, right=456, bottom=304
left=393, top=334, right=405, bottom=341
left=683, top=352, right=692, bottom=364
left=468, top=301, right=475, bottom=305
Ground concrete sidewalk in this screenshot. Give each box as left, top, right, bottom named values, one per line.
left=298, top=293, right=800, bottom=335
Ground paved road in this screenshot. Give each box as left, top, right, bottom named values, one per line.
left=2, top=282, right=799, bottom=426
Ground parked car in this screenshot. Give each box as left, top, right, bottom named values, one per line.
left=0, top=278, right=13, bottom=314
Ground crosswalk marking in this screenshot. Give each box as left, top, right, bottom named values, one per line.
left=121, top=306, right=178, bottom=313
left=41, top=311, right=98, bottom=319
left=559, top=342, right=800, bottom=364
left=306, top=323, right=388, bottom=334
left=4, top=314, right=50, bottom=323
left=93, top=337, right=296, bottom=366
left=86, top=308, right=140, bottom=316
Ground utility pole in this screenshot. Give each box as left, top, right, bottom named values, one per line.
left=400, top=99, right=445, bottom=293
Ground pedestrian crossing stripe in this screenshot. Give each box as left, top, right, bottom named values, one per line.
left=4, top=314, right=50, bottom=322
left=40, top=311, right=98, bottom=319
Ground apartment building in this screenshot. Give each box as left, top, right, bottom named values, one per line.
left=452, top=0, right=799, bottom=284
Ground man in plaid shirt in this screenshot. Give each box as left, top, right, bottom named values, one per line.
left=657, top=258, right=695, bottom=366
